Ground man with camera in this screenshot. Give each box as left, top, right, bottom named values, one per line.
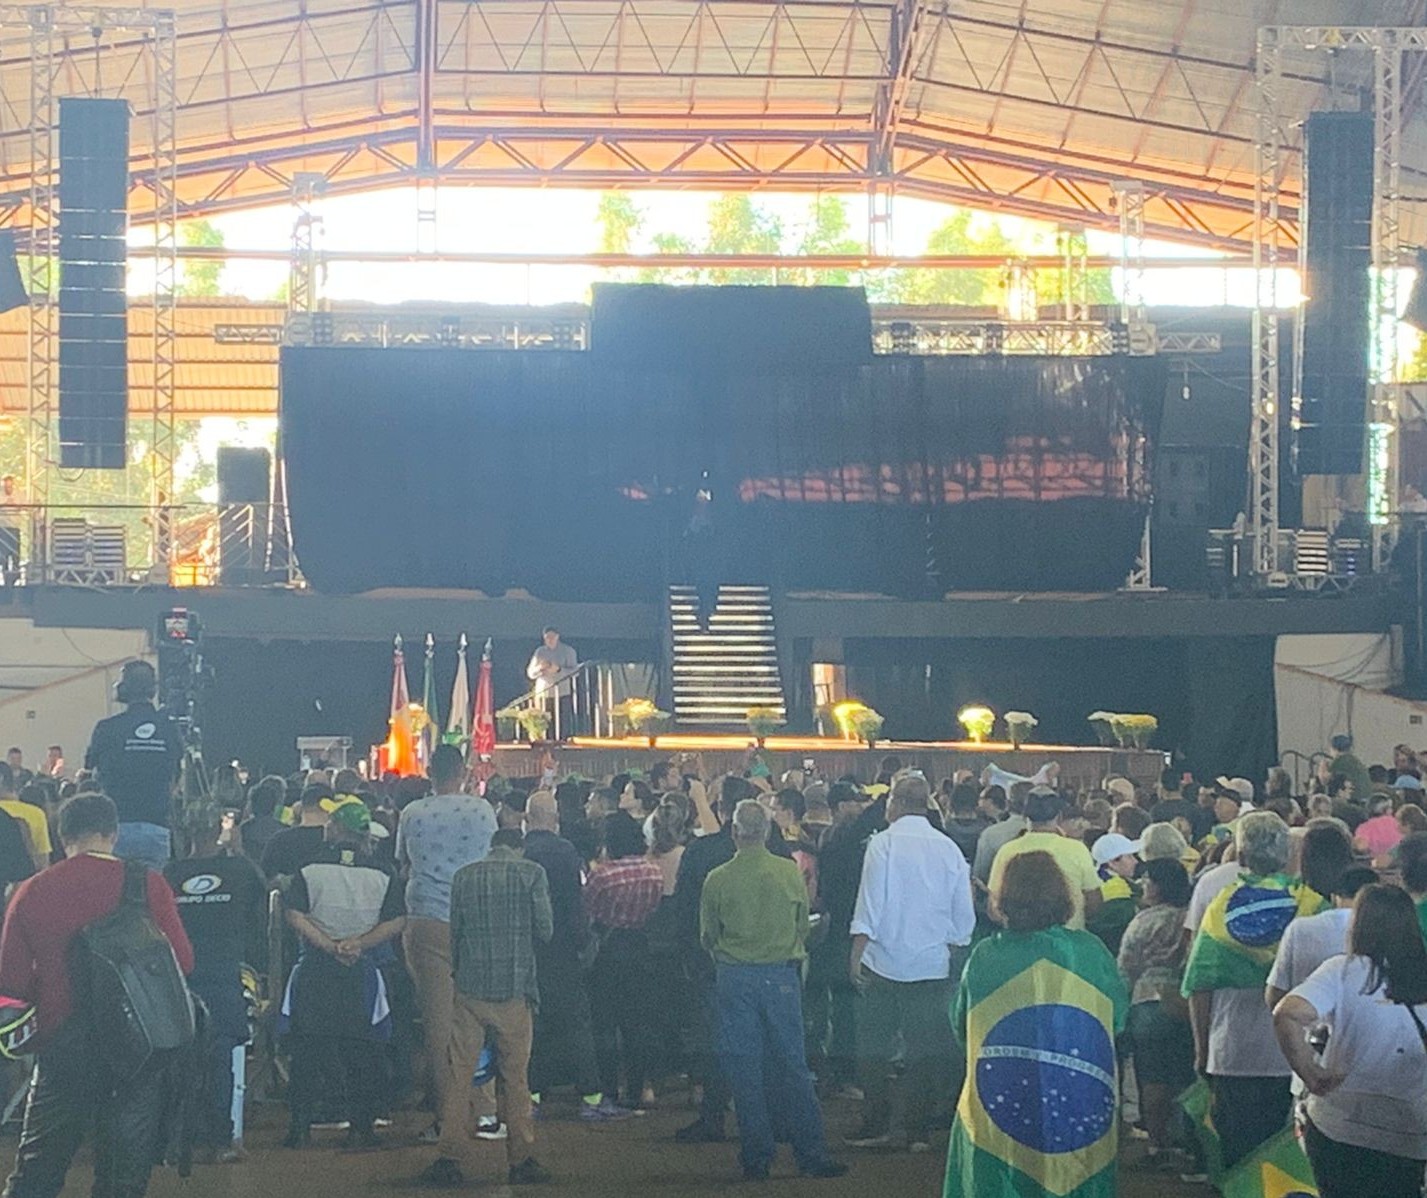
left=85, top=660, right=182, bottom=870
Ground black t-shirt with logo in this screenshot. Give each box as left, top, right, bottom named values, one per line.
left=84, top=702, right=182, bottom=827
left=260, top=825, right=326, bottom=880
left=164, top=853, right=267, bottom=971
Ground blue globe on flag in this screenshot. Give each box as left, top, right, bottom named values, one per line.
left=1224, top=885, right=1300, bottom=948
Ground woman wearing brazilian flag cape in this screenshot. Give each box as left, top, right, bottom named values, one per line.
left=945, top=850, right=1128, bottom=1198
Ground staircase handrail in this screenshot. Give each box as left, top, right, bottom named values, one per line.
left=499, top=659, right=606, bottom=713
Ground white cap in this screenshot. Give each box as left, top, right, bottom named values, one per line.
left=1091, top=832, right=1143, bottom=866
left=1215, top=776, right=1255, bottom=804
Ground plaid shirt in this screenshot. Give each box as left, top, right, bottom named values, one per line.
left=583, top=856, right=664, bottom=930
left=449, top=846, right=553, bottom=1007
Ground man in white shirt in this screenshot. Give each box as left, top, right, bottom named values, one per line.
left=846, top=774, right=975, bottom=1153
left=526, top=627, right=578, bottom=738
left=1266, top=866, right=1377, bottom=1008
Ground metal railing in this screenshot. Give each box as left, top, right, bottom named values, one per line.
left=499, top=659, right=625, bottom=741
left=0, top=502, right=301, bottom=588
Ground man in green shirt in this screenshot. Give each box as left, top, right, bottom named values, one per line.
left=700, top=800, right=847, bottom=1182
left=1327, top=734, right=1373, bottom=804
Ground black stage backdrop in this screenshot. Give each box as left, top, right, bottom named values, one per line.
left=201, top=632, right=1271, bottom=781
left=282, top=324, right=1163, bottom=599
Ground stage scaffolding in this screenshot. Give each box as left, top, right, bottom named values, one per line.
left=0, top=5, right=178, bottom=584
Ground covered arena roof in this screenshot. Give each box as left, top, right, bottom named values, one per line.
left=0, top=0, right=1425, bottom=249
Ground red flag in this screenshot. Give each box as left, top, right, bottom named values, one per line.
left=472, top=637, right=496, bottom=757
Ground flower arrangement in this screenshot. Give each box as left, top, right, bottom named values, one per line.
left=496, top=703, right=550, bottom=742
left=746, top=705, right=785, bottom=743
left=958, top=705, right=996, bottom=744
left=1004, top=711, right=1037, bottom=749
left=1109, top=713, right=1158, bottom=749
left=611, top=697, right=671, bottom=739
left=1087, top=711, right=1119, bottom=746
left=847, top=706, right=885, bottom=747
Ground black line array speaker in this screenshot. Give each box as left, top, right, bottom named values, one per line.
left=0, top=231, right=26, bottom=314
left=1297, top=110, right=1374, bottom=477
left=58, top=97, right=130, bottom=470
left=217, top=446, right=272, bottom=585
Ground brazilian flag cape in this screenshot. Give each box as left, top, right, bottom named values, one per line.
left=945, top=926, right=1129, bottom=1198
left=1182, top=873, right=1326, bottom=995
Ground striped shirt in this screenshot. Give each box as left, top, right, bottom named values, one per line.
left=584, top=856, right=664, bottom=930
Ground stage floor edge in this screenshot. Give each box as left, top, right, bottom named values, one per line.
left=489, top=737, right=1163, bottom=790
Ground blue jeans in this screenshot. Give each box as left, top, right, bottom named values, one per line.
left=716, top=962, right=831, bottom=1174
left=114, top=822, right=171, bottom=871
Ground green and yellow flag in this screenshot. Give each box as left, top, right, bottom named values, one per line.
left=1176, top=1077, right=1225, bottom=1186
left=1220, top=1127, right=1318, bottom=1198
left=1183, top=873, right=1326, bottom=994
left=945, top=926, right=1128, bottom=1198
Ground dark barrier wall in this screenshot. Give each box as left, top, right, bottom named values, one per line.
left=281, top=341, right=1163, bottom=598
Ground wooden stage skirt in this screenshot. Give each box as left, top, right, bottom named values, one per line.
left=489, top=736, right=1163, bottom=793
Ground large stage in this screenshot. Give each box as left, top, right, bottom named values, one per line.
left=489, top=736, right=1164, bottom=792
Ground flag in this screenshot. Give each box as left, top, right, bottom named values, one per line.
left=1176, top=1077, right=1225, bottom=1186
left=472, top=637, right=495, bottom=758
left=945, top=927, right=1129, bottom=1198
left=1182, top=873, right=1326, bottom=995
left=382, top=635, right=419, bottom=777
left=444, top=634, right=470, bottom=748
left=419, top=633, right=440, bottom=767
left=1220, top=1127, right=1318, bottom=1198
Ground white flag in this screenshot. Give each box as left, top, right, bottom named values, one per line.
left=446, top=633, right=470, bottom=742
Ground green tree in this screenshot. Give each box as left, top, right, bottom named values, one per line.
left=876, top=209, right=1018, bottom=306
left=783, top=196, right=866, bottom=287
left=595, top=193, right=642, bottom=254
left=177, top=219, right=225, bottom=298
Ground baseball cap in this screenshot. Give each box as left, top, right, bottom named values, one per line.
left=1215, top=776, right=1254, bottom=803
left=321, top=795, right=389, bottom=839
left=1091, top=831, right=1143, bottom=866
left=1397, top=774, right=1425, bottom=792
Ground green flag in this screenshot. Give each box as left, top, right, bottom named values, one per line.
left=420, top=633, right=440, bottom=767
left=944, top=926, right=1129, bottom=1198
left=1220, top=1127, right=1318, bottom=1198
left=1176, top=1077, right=1225, bottom=1186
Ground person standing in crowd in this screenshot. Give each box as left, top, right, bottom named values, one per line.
left=4, top=749, right=29, bottom=789
left=1299, top=820, right=1355, bottom=904
left=261, top=782, right=332, bottom=880
left=526, top=627, right=578, bottom=739
left=4, top=784, right=51, bottom=874
left=946, top=850, right=1127, bottom=1198
left=584, top=810, right=664, bottom=1110
left=671, top=777, right=793, bottom=1142
left=1274, top=884, right=1427, bottom=1198
left=942, top=781, right=989, bottom=866
left=1327, top=735, right=1373, bottom=805
left=396, top=744, right=501, bottom=1144
left=1268, top=866, right=1377, bottom=1009
left=972, top=782, right=1031, bottom=890
left=84, top=660, right=181, bottom=869
left=165, top=806, right=267, bottom=1161
left=423, top=829, right=552, bottom=1188
left=700, top=799, right=846, bottom=1181
left=282, top=797, right=404, bottom=1149
left=1116, top=857, right=1193, bottom=1168
left=0, top=803, right=33, bottom=898
left=804, top=781, right=866, bottom=1098
left=1181, top=810, right=1324, bottom=1169
left=42, top=746, right=63, bottom=780
left=238, top=774, right=287, bottom=866
left=988, top=787, right=1101, bottom=930
left=846, top=774, right=974, bottom=1153
left=0, top=793, right=194, bottom=1198
left=1086, top=831, right=1141, bottom=954
left=522, top=791, right=628, bottom=1121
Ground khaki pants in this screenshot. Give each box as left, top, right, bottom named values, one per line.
left=403, top=917, right=496, bottom=1123
left=438, top=994, right=536, bottom=1168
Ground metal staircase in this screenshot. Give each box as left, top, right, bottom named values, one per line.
left=668, top=584, right=786, bottom=728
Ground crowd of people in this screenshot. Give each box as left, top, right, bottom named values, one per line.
left=3, top=663, right=1427, bottom=1198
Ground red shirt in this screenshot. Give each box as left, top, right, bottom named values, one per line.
left=0, top=853, right=194, bottom=1048
left=583, top=856, right=664, bottom=930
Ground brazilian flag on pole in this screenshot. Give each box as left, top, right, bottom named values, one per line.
left=1220, top=1127, right=1318, bottom=1198
left=1176, top=1077, right=1225, bottom=1186
left=945, top=926, right=1129, bottom=1198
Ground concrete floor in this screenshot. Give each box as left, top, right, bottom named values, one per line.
left=39, top=1093, right=1214, bottom=1198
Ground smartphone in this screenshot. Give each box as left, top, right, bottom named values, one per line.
left=221, top=811, right=236, bottom=831
left=803, top=757, right=815, bottom=773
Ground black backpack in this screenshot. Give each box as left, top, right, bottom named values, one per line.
left=74, top=859, right=195, bottom=1078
